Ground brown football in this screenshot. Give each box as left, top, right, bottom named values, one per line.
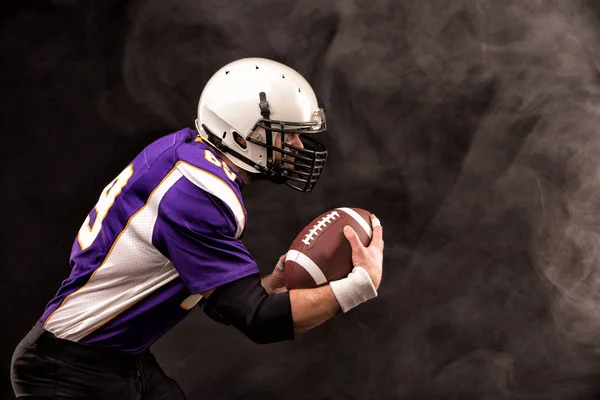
left=284, top=207, right=373, bottom=290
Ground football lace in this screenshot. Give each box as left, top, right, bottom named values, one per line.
left=302, top=211, right=340, bottom=246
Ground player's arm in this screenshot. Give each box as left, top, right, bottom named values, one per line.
left=201, top=215, right=384, bottom=339
left=156, top=163, right=383, bottom=343
left=288, top=285, right=340, bottom=333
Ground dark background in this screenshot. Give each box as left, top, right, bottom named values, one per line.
left=4, top=0, right=600, bottom=398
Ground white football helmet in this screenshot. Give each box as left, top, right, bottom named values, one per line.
left=195, top=57, right=328, bottom=192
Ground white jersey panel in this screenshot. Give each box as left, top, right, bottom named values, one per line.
left=44, top=169, right=185, bottom=341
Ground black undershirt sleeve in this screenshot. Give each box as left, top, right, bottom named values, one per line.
left=200, top=273, right=295, bottom=344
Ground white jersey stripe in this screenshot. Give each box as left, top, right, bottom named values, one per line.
left=286, top=250, right=327, bottom=285
left=44, top=169, right=185, bottom=341
left=177, top=161, right=246, bottom=238
left=336, top=207, right=372, bottom=238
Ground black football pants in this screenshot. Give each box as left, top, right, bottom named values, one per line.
left=11, top=323, right=187, bottom=399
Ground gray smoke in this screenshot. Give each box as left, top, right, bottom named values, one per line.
left=123, top=0, right=600, bottom=398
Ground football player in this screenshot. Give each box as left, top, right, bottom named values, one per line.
left=10, top=57, right=384, bottom=399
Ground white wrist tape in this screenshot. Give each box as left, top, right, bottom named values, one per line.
left=330, top=267, right=378, bottom=313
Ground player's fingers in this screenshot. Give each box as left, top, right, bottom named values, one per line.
left=276, top=254, right=286, bottom=271
left=343, top=225, right=364, bottom=251
left=370, top=215, right=384, bottom=250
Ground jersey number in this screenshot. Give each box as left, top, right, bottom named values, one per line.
left=204, top=150, right=237, bottom=181
left=78, top=165, right=134, bottom=250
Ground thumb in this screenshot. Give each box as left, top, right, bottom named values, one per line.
left=343, top=225, right=364, bottom=251
left=276, top=254, right=286, bottom=271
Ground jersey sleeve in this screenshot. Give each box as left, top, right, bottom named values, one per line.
left=152, top=171, right=258, bottom=294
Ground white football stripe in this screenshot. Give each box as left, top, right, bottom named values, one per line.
left=336, top=207, right=372, bottom=238
left=286, top=250, right=328, bottom=285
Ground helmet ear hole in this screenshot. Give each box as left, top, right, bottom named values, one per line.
left=233, top=131, right=248, bottom=150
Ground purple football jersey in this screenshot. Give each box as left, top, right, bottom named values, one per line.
left=39, top=128, right=259, bottom=354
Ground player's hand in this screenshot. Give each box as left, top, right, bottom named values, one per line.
left=269, top=254, right=288, bottom=294
left=343, top=214, right=384, bottom=290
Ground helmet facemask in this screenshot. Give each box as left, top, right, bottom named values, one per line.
left=248, top=129, right=328, bottom=192
left=248, top=92, right=327, bottom=192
